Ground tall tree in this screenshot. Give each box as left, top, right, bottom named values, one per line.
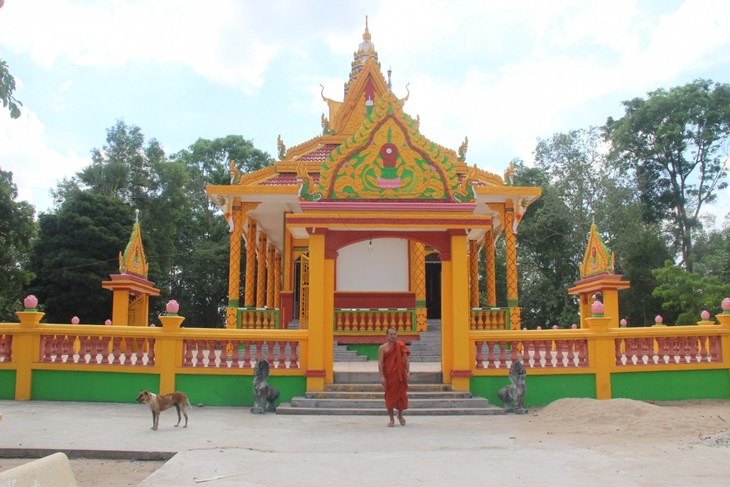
left=604, top=79, right=730, bottom=272
left=0, top=170, right=35, bottom=320
left=62, top=120, right=189, bottom=318
left=521, top=128, right=671, bottom=327
left=169, top=136, right=274, bottom=327
left=29, top=191, right=133, bottom=323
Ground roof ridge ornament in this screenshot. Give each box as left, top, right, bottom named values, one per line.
left=347, top=16, right=379, bottom=95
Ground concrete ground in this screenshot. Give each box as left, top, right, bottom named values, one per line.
left=1, top=363, right=729, bottom=486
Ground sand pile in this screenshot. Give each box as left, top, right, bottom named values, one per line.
left=534, top=398, right=730, bottom=444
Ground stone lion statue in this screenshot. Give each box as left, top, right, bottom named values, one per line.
left=251, top=359, right=280, bottom=414
left=497, top=360, right=527, bottom=414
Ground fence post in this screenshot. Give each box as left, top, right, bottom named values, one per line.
left=14, top=311, right=44, bottom=400
left=586, top=315, right=613, bottom=400
left=158, top=315, right=185, bottom=394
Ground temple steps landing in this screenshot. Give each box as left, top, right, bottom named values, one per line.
left=276, top=366, right=504, bottom=416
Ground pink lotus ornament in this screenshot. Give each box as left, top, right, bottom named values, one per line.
left=571, top=324, right=577, bottom=329
left=722, top=297, right=730, bottom=313
left=166, top=300, right=180, bottom=315
left=71, top=316, right=80, bottom=325
left=620, top=319, right=628, bottom=327
left=655, top=315, right=663, bottom=324
left=591, top=300, right=604, bottom=316
left=537, top=326, right=542, bottom=330
left=23, top=295, right=38, bottom=310
left=701, top=310, right=710, bottom=320
left=104, top=319, right=112, bottom=326
left=552, top=325, right=558, bottom=329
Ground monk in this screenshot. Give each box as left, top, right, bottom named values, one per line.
left=377, top=327, right=410, bottom=427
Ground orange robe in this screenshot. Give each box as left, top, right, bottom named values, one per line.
left=383, top=340, right=410, bottom=410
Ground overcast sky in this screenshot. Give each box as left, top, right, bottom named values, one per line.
left=1, top=0, right=729, bottom=224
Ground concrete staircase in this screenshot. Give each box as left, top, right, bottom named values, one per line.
left=279, top=319, right=503, bottom=415
left=276, top=370, right=503, bottom=416
left=333, top=319, right=443, bottom=362
left=406, top=319, right=443, bottom=362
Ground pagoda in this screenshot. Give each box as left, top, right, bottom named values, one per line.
left=206, top=18, right=541, bottom=390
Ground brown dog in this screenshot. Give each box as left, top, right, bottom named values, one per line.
left=135, top=390, right=190, bottom=430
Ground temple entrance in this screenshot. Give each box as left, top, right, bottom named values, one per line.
left=425, top=253, right=442, bottom=319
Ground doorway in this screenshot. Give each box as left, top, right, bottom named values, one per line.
left=425, top=253, right=441, bottom=319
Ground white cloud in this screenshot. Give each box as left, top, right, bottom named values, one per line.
left=0, top=109, right=89, bottom=213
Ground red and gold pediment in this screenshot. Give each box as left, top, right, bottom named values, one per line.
left=580, top=224, right=615, bottom=278
left=298, top=90, right=483, bottom=202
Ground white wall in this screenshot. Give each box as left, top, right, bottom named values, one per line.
left=336, top=238, right=409, bottom=291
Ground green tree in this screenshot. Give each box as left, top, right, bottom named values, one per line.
left=652, top=262, right=730, bottom=325
left=169, top=136, right=274, bottom=327
left=513, top=163, right=581, bottom=328
left=605, top=79, right=730, bottom=272
left=29, top=191, right=133, bottom=323
left=0, top=59, right=21, bottom=119
left=0, top=170, right=35, bottom=320
left=56, top=120, right=190, bottom=321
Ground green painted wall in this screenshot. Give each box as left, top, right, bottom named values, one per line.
left=471, top=374, right=596, bottom=407
left=176, top=374, right=306, bottom=407
left=0, top=370, right=16, bottom=399
left=32, top=370, right=158, bottom=402
left=347, top=344, right=378, bottom=360
left=612, top=369, right=730, bottom=401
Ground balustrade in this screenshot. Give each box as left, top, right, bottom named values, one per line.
left=334, top=309, right=416, bottom=333
left=182, top=339, right=299, bottom=369
left=475, top=338, right=588, bottom=369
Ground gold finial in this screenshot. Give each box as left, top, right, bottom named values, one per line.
left=363, top=15, right=371, bottom=41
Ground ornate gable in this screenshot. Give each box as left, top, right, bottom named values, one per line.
left=299, top=90, right=480, bottom=202
left=119, top=220, right=149, bottom=278
left=580, top=224, right=615, bottom=278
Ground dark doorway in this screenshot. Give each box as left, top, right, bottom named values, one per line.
left=425, top=253, right=441, bottom=319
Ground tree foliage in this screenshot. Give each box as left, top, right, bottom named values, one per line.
left=169, top=136, right=274, bottom=327
left=652, top=261, right=730, bottom=325
left=0, top=59, right=21, bottom=119
left=605, top=79, right=730, bottom=272
left=0, top=170, right=35, bottom=320
left=29, top=191, right=133, bottom=323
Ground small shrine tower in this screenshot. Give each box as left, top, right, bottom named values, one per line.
left=568, top=224, right=630, bottom=328
left=102, top=212, right=159, bottom=326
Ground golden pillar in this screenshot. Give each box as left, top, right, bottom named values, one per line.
left=441, top=257, right=453, bottom=384
left=410, top=241, right=427, bottom=331
left=469, top=239, right=479, bottom=308
left=449, top=233, right=471, bottom=391
left=505, top=206, right=521, bottom=329
left=226, top=199, right=243, bottom=329
left=306, top=233, right=327, bottom=391
left=244, top=219, right=256, bottom=307
left=484, top=231, right=496, bottom=307
left=274, top=249, right=281, bottom=314
left=256, top=230, right=267, bottom=308
left=266, top=242, right=275, bottom=308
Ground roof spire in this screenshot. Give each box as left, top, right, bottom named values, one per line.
left=363, top=15, right=371, bottom=42
left=346, top=15, right=379, bottom=95
left=387, top=66, right=392, bottom=90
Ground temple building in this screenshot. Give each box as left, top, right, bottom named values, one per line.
left=206, top=19, right=541, bottom=389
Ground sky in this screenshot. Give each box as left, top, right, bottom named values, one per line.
left=1, top=0, right=729, bottom=225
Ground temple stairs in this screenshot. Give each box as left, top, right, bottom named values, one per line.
left=277, top=320, right=504, bottom=416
